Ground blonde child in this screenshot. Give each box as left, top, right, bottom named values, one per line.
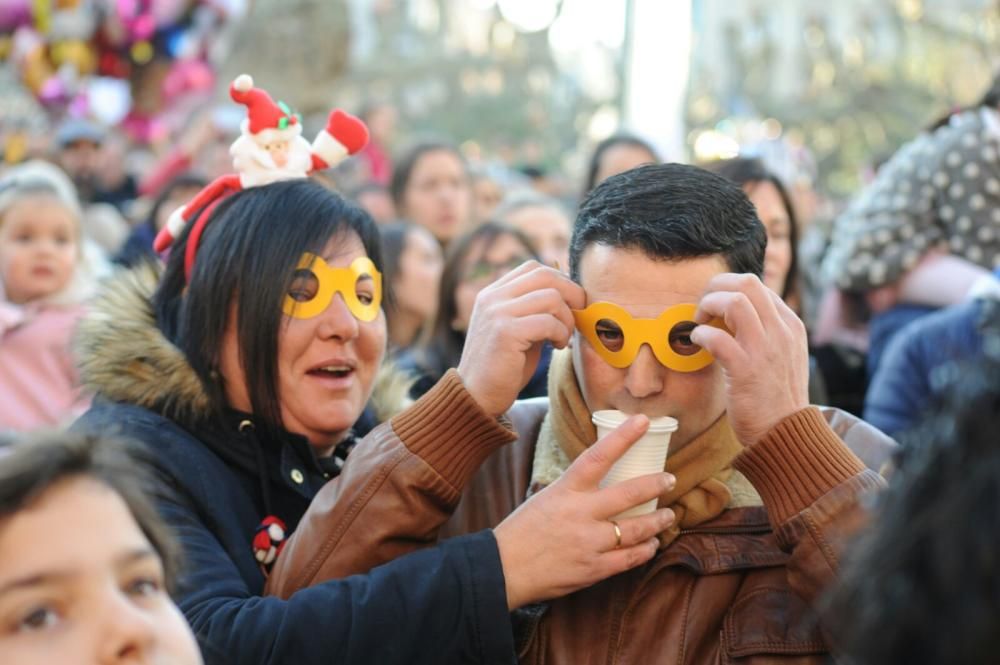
left=0, top=161, right=106, bottom=431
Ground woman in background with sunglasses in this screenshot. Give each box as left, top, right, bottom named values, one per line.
left=72, top=179, right=674, bottom=665
left=401, top=221, right=553, bottom=399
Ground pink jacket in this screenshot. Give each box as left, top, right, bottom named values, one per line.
left=0, top=301, right=90, bottom=431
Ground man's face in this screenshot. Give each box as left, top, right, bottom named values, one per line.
left=572, top=245, right=729, bottom=452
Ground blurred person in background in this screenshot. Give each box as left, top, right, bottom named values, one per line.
left=349, top=182, right=396, bottom=224
left=708, top=157, right=847, bottom=409
left=821, top=70, right=1000, bottom=376
left=705, top=158, right=799, bottom=308
left=355, top=102, right=397, bottom=186
left=52, top=119, right=105, bottom=205
left=116, top=173, right=209, bottom=268
left=403, top=222, right=546, bottom=398
left=827, top=359, right=1000, bottom=665
left=390, top=141, right=472, bottom=247
left=470, top=165, right=504, bottom=226
left=0, top=162, right=107, bottom=432
left=495, top=190, right=573, bottom=271
left=581, top=133, right=660, bottom=198
left=0, top=432, right=203, bottom=665
left=94, top=131, right=140, bottom=213
left=863, top=271, right=1000, bottom=438
left=379, top=222, right=443, bottom=352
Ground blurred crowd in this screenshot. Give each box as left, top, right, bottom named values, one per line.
left=3, top=16, right=1000, bottom=663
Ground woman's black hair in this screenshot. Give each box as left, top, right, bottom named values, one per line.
left=378, top=221, right=416, bottom=331
left=153, top=179, right=383, bottom=440
left=704, top=157, right=800, bottom=303
left=582, top=133, right=660, bottom=197
left=389, top=141, right=467, bottom=211
left=826, top=358, right=1000, bottom=664
left=0, top=432, right=182, bottom=592
left=419, top=222, right=538, bottom=380
left=146, top=173, right=209, bottom=230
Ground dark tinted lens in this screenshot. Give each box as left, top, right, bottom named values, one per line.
left=668, top=320, right=700, bottom=356
left=595, top=318, right=625, bottom=352
left=288, top=269, right=319, bottom=302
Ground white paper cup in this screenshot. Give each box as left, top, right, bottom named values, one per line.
left=593, top=409, right=678, bottom=520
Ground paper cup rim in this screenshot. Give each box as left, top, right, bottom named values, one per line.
left=592, top=410, right=679, bottom=433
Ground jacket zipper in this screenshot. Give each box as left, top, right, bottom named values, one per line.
left=678, top=524, right=772, bottom=536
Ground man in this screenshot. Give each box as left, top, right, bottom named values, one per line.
left=267, top=164, right=893, bottom=663
left=455, top=163, right=892, bottom=662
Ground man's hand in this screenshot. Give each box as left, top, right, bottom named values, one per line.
left=691, top=274, right=809, bottom=446
left=458, top=261, right=584, bottom=417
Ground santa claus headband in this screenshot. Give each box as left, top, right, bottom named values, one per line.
left=152, top=74, right=370, bottom=281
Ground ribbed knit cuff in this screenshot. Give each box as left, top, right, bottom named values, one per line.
left=733, top=406, right=866, bottom=527
left=391, top=369, right=517, bottom=491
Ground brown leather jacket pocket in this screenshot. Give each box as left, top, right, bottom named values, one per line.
left=720, top=586, right=827, bottom=664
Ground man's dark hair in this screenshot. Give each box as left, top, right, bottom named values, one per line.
left=570, top=163, right=766, bottom=281
left=826, top=358, right=1000, bottom=664
left=0, top=432, right=182, bottom=592
left=154, top=179, right=383, bottom=441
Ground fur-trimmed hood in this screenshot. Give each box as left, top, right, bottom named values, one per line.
left=75, top=263, right=413, bottom=426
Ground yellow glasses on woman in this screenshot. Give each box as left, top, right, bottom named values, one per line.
left=282, top=254, right=382, bottom=322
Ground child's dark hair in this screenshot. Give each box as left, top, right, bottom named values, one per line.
left=0, top=432, right=182, bottom=592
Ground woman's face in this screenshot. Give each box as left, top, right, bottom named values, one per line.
left=502, top=205, right=571, bottom=271
left=745, top=181, right=793, bottom=297
left=0, top=477, right=202, bottom=665
left=221, top=232, right=387, bottom=453
left=401, top=150, right=471, bottom=244
left=452, top=233, right=533, bottom=332
left=394, top=227, right=443, bottom=321
left=594, top=143, right=657, bottom=188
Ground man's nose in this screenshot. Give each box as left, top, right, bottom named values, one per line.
left=623, top=345, right=665, bottom=399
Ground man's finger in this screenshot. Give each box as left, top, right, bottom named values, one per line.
left=493, top=264, right=586, bottom=310
left=592, top=475, right=675, bottom=520
left=695, top=291, right=766, bottom=348
left=560, top=415, right=650, bottom=490
left=690, top=323, right=748, bottom=370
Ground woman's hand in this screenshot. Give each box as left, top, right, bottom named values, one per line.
left=493, top=415, right=676, bottom=610
left=458, top=261, right=584, bottom=417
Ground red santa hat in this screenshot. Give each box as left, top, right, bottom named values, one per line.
left=229, top=74, right=303, bottom=143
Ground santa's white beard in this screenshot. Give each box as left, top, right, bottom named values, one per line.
left=231, top=134, right=314, bottom=188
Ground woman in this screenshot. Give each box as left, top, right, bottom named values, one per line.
left=582, top=133, right=659, bottom=197
left=73, top=179, right=672, bottom=664
left=495, top=190, right=573, bottom=271
left=0, top=432, right=202, bottom=665
left=390, top=141, right=472, bottom=246
left=705, top=157, right=799, bottom=307
left=404, top=222, right=548, bottom=398
left=380, top=222, right=443, bottom=352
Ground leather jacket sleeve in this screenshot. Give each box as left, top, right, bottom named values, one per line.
left=733, top=407, right=887, bottom=605
left=266, top=370, right=517, bottom=598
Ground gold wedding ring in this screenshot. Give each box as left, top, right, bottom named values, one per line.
left=610, top=520, right=622, bottom=549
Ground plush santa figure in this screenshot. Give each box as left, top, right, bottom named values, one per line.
left=153, top=74, right=369, bottom=277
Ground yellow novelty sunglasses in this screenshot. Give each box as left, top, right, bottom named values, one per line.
left=572, top=301, right=725, bottom=372
left=282, top=254, right=382, bottom=322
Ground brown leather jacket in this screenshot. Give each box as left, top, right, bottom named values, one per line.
left=268, top=378, right=894, bottom=664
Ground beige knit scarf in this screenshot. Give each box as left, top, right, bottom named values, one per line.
left=531, top=349, right=760, bottom=546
